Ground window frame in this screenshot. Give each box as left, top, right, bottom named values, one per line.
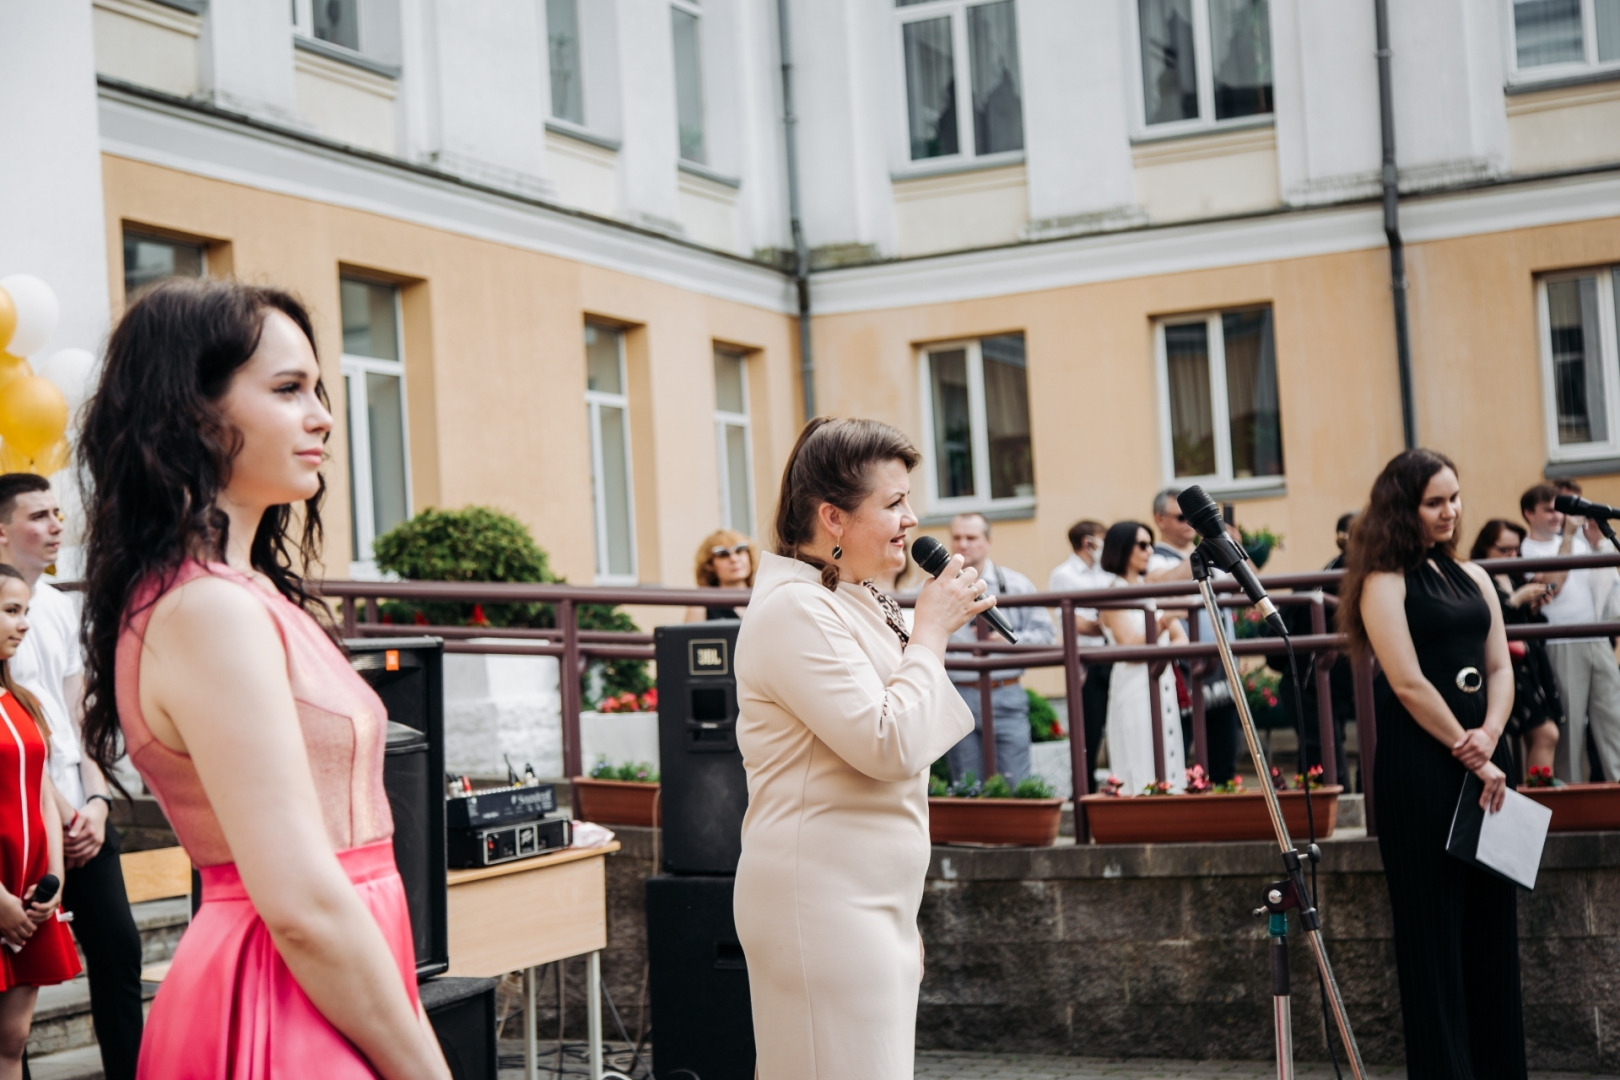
left=916, top=336, right=1037, bottom=517
left=121, top=227, right=208, bottom=301
left=585, top=323, right=639, bottom=585
left=291, top=0, right=362, bottom=52
left=1538, top=268, right=1620, bottom=464
left=1505, top=0, right=1620, bottom=84
left=712, top=346, right=755, bottom=536
left=1152, top=306, right=1285, bottom=492
left=546, top=0, right=586, bottom=126
left=1126, top=0, right=1275, bottom=141
left=892, top=0, right=1027, bottom=174
left=671, top=0, right=706, bottom=166
left=339, top=278, right=412, bottom=577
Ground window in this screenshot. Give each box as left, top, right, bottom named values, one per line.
left=1155, top=307, right=1284, bottom=489
left=585, top=324, right=637, bottom=581
left=122, top=230, right=205, bottom=300
left=896, top=0, right=1024, bottom=164
left=1135, top=0, right=1272, bottom=131
left=1539, top=268, right=1620, bottom=461
left=292, top=0, right=360, bottom=51
left=918, top=334, right=1035, bottom=513
left=713, top=347, right=753, bottom=534
left=547, top=0, right=585, bottom=125
left=1511, top=0, right=1620, bottom=76
left=672, top=1, right=706, bottom=164
left=341, top=278, right=410, bottom=568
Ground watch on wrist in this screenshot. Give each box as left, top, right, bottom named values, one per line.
left=86, top=794, right=113, bottom=811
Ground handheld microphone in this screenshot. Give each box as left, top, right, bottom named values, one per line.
left=1553, top=493, right=1620, bottom=519
left=30, top=875, right=58, bottom=908
left=1175, top=485, right=1289, bottom=638
left=911, top=536, right=1019, bottom=644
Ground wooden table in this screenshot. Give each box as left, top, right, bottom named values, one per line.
left=447, top=841, right=620, bottom=1080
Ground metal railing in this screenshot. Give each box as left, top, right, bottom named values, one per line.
left=318, top=551, right=1620, bottom=840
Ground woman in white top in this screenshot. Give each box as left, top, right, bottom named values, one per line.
left=1097, top=521, right=1186, bottom=793
left=733, top=417, right=992, bottom=1080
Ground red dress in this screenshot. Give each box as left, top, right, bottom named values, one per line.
left=0, top=689, right=80, bottom=989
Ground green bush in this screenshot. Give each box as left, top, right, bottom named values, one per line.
left=1027, top=688, right=1063, bottom=742
left=588, top=756, right=659, bottom=784
left=371, top=506, right=650, bottom=704
left=928, top=771, right=1056, bottom=799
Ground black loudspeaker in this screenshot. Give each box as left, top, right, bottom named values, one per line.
left=348, top=637, right=449, bottom=979
left=655, top=622, right=748, bottom=875
left=646, top=875, right=754, bottom=1080
left=420, top=976, right=498, bottom=1080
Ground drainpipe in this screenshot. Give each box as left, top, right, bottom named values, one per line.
left=1375, top=0, right=1416, bottom=449
left=776, top=0, right=815, bottom=420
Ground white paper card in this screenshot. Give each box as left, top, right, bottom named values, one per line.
left=1475, top=787, right=1553, bottom=890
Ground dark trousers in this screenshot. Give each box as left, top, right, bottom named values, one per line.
left=1078, top=663, right=1111, bottom=786
left=61, top=826, right=144, bottom=1080
left=1205, top=703, right=1241, bottom=785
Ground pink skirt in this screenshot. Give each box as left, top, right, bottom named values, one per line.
left=138, top=840, right=420, bottom=1080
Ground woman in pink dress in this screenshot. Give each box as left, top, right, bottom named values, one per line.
left=76, top=279, right=449, bottom=1080
left=0, top=564, right=80, bottom=1079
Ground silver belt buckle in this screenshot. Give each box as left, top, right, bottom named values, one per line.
left=1455, top=667, right=1482, bottom=694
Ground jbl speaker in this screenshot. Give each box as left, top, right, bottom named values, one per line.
left=654, top=622, right=748, bottom=875
left=420, top=976, right=498, bottom=1080
left=646, top=875, right=754, bottom=1080
left=349, top=637, right=449, bottom=979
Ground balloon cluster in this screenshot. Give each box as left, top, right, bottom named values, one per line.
left=0, top=275, right=94, bottom=477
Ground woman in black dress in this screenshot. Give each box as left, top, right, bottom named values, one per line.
left=1338, top=449, right=1525, bottom=1079
left=1471, top=519, right=1562, bottom=779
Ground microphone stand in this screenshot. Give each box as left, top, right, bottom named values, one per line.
left=1189, top=548, right=1367, bottom=1080
left=1593, top=515, right=1620, bottom=555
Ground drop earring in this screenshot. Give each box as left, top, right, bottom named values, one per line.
left=832, top=544, right=843, bottom=560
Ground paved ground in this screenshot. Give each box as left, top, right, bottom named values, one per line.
left=493, top=1042, right=1617, bottom=1079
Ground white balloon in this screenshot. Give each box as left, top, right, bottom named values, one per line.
left=0, top=275, right=59, bottom=358
left=38, top=347, right=96, bottom=407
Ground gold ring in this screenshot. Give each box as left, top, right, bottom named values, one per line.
left=1455, top=667, right=1482, bottom=694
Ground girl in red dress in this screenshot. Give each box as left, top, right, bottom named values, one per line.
left=0, top=562, right=80, bottom=1079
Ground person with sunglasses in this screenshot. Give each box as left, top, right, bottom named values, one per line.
left=686, top=529, right=756, bottom=622
left=1048, top=520, right=1113, bottom=778
left=1471, top=518, right=1561, bottom=778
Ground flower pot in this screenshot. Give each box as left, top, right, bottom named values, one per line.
left=1521, top=781, right=1620, bottom=832
left=1245, top=539, right=1274, bottom=569
left=928, top=797, right=1065, bottom=847
left=570, top=777, right=661, bottom=827
left=1079, top=786, right=1342, bottom=844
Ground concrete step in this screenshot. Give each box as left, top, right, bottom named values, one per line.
left=26, top=1044, right=103, bottom=1080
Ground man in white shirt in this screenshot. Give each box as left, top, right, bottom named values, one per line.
left=1520, top=483, right=1620, bottom=782
left=1048, top=520, right=1113, bottom=779
left=0, top=474, right=142, bottom=1080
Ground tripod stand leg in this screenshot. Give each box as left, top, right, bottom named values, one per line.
left=1270, top=914, right=1294, bottom=1080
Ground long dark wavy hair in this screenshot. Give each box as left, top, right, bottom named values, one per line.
left=78, top=278, right=332, bottom=779
left=1337, top=448, right=1459, bottom=657
left=773, top=417, right=920, bottom=590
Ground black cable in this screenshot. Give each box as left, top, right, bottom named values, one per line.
left=600, top=972, right=657, bottom=1080
left=1283, top=635, right=1344, bottom=1080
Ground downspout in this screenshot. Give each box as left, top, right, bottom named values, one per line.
left=777, top=0, right=815, bottom=420
left=1374, top=0, right=1416, bottom=449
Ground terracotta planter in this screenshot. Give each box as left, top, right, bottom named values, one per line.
left=928, top=797, right=1065, bottom=847
left=570, top=777, right=661, bottom=827
left=1521, top=781, right=1620, bottom=832
left=1080, top=786, right=1343, bottom=844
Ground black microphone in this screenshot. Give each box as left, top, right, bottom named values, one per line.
left=910, top=536, right=1019, bottom=644
left=30, top=874, right=58, bottom=908
left=1176, top=485, right=1289, bottom=638
left=1554, top=493, right=1620, bottom=519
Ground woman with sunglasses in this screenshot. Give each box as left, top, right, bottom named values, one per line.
left=685, top=530, right=755, bottom=621
left=1471, top=519, right=1561, bottom=777
left=1097, top=521, right=1186, bottom=794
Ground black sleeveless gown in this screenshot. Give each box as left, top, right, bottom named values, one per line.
left=1373, top=552, right=1527, bottom=1079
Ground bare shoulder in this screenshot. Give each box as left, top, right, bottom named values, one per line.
left=1360, top=570, right=1406, bottom=602
left=145, top=574, right=284, bottom=660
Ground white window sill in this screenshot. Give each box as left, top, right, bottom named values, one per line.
left=1171, top=478, right=1287, bottom=501
left=919, top=499, right=1036, bottom=527
left=594, top=573, right=640, bottom=587
left=1131, top=113, right=1274, bottom=147
left=545, top=119, right=622, bottom=153
left=292, top=34, right=401, bottom=80
left=1545, top=454, right=1620, bottom=479
left=890, top=150, right=1026, bottom=184
left=678, top=159, right=742, bottom=189
left=1505, top=66, right=1620, bottom=96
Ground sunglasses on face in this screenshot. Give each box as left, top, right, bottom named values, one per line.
left=1491, top=543, right=1520, bottom=556
left=711, top=544, right=750, bottom=559
left=1134, top=540, right=1153, bottom=551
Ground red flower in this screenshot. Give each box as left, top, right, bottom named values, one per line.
left=469, top=604, right=490, bottom=627
left=642, top=688, right=659, bottom=710
left=413, top=611, right=429, bottom=626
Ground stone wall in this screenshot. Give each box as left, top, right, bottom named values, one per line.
left=592, top=827, right=1620, bottom=1070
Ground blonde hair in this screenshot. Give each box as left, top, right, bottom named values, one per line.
left=694, top=529, right=755, bottom=588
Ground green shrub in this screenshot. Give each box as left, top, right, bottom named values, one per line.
left=1027, top=688, right=1063, bottom=742
left=588, top=756, right=659, bottom=784
left=929, top=771, right=1056, bottom=799
left=371, top=506, right=650, bottom=704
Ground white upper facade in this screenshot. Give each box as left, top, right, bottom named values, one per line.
left=92, top=0, right=1620, bottom=262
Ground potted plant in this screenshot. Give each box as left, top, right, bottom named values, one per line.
left=1520, top=767, right=1620, bottom=831
left=571, top=756, right=661, bottom=827
left=1081, top=765, right=1342, bottom=844
left=928, top=773, right=1065, bottom=847
left=1239, top=526, right=1284, bottom=570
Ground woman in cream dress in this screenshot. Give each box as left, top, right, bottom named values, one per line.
left=734, top=418, right=993, bottom=1080
left=1097, top=521, right=1187, bottom=794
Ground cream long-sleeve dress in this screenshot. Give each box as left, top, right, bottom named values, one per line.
left=734, top=553, right=973, bottom=1080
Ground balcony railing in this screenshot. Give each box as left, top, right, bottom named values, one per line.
left=318, top=551, right=1620, bottom=839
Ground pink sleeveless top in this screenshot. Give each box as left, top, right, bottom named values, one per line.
left=115, top=561, right=394, bottom=867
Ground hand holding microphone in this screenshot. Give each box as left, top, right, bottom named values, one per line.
left=911, top=536, right=1018, bottom=643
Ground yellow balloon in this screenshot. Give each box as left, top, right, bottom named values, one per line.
left=0, top=376, right=68, bottom=460
left=34, top=438, right=70, bottom=477
left=0, top=288, right=14, bottom=355
left=0, top=443, right=31, bottom=474
left=0, top=353, right=29, bottom=396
